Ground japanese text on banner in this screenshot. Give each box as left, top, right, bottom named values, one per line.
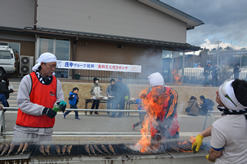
left=57, top=60, right=141, bottom=73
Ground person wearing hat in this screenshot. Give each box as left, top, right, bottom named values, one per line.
left=64, top=87, right=80, bottom=120
left=90, top=77, right=102, bottom=115
left=192, top=79, right=247, bottom=163
left=199, top=95, right=215, bottom=115
left=12, top=52, right=66, bottom=145
left=138, top=72, right=179, bottom=150
left=106, top=79, right=115, bottom=116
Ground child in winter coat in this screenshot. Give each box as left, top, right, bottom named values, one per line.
left=64, top=87, right=80, bottom=120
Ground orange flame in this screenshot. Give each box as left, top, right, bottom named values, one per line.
left=136, top=115, right=152, bottom=152
left=135, top=86, right=171, bottom=153
left=190, top=136, right=196, bottom=144
left=172, top=69, right=181, bottom=85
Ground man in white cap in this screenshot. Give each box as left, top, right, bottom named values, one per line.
left=192, top=79, right=247, bottom=163
left=140, top=72, right=179, bottom=147
left=12, top=52, right=66, bottom=145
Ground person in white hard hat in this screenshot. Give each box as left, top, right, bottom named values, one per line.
left=12, top=52, right=66, bottom=145
left=192, top=79, right=247, bottom=163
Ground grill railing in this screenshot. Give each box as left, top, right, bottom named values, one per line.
left=0, top=107, right=146, bottom=139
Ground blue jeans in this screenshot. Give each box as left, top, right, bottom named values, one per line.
left=107, top=99, right=113, bottom=116
left=64, top=105, right=79, bottom=118
left=0, top=94, right=8, bottom=107
left=111, top=98, right=125, bottom=117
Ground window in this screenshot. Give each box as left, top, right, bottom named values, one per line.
left=38, top=38, right=70, bottom=78
left=0, top=50, right=12, bottom=59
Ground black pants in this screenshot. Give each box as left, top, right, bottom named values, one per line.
left=212, top=75, right=218, bottom=86
left=204, top=75, right=209, bottom=85
left=91, top=100, right=100, bottom=114
left=64, top=105, right=79, bottom=118
left=133, top=112, right=146, bottom=128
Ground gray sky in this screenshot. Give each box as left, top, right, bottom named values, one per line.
left=161, top=0, right=247, bottom=50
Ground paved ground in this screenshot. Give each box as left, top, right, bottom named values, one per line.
left=4, top=111, right=219, bottom=136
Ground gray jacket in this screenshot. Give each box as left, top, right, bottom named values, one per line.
left=90, top=83, right=102, bottom=96
left=106, top=84, right=114, bottom=96
left=14, top=74, right=64, bottom=135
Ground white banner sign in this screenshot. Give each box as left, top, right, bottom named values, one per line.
left=57, top=60, right=142, bottom=73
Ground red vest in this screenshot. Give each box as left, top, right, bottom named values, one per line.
left=16, top=72, right=57, bottom=128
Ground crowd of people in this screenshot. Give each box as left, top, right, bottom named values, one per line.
left=203, top=62, right=220, bottom=86
left=1, top=52, right=247, bottom=163
left=86, top=76, right=130, bottom=117
left=203, top=61, right=241, bottom=87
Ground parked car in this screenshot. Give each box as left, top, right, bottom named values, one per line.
left=0, top=46, right=16, bottom=77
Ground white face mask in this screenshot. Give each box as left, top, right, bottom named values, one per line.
left=95, top=80, right=99, bottom=83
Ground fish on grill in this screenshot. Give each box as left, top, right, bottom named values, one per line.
left=108, top=145, right=115, bottom=155
left=62, top=145, right=67, bottom=155
left=93, top=145, right=105, bottom=155
left=101, top=145, right=110, bottom=154
left=0, top=144, right=5, bottom=153
left=39, top=145, right=45, bottom=155
left=16, top=143, right=24, bottom=154
left=66, top=145, right=72, bottom=155
left=21, top=143, right=28, bottom=154
left=7, top=144, right=15, bottom=155
left=55, top=145, right=61, bottom=155
left=85, top=145, right=91, bottom=155
left=89, top=145, right=96, bottom=155
left=45, top=145, right=51, bottom=155
left=1, top=144, right=9, bottom=156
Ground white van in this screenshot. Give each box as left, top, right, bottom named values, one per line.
left=0, top=46, right=16, bottom=77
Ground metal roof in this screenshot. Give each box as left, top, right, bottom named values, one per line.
left=24, top=27, right=201, bottom=51
left=137, top=0, right=204, bottom=29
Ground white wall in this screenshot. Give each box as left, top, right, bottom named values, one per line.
left=0, top=0, right=35, bottom=28
left=36, top=0, right=187, bottom=43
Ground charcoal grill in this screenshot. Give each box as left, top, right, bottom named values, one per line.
left=0, top=140, right=210, bottom=164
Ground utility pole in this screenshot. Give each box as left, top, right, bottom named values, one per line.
left=216, top=41, right=222, bottom=66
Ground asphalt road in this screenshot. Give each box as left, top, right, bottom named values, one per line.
left=3, top=111, right=220, bottom=136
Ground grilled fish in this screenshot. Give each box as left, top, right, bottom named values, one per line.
left=93, top=145, right=105, bottom=155
left=66, top=145, right=72, bottom=155
left=108, top=145, right=115, bottom=154
left=45, top=145, right=51, bottom=155
left=7, top=144, right=15, bottom=155
left=1, top=144, right=9, bottom=156
left=89, top=145, right=96, bottom=155
left=21, top=143, right=28, bottom=154
left=39, top=145, right=45, bottom=155
left=101, top=145, right=110, bottom=154
left=0, top=144, right=5, bottom=154
left=16, top=143, right=24, bottom=154
left=55, top=145, right=61, bottom=155
left=62, top=145, right=67, bottom=155
left=85, top=145, right=91, bottom=155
